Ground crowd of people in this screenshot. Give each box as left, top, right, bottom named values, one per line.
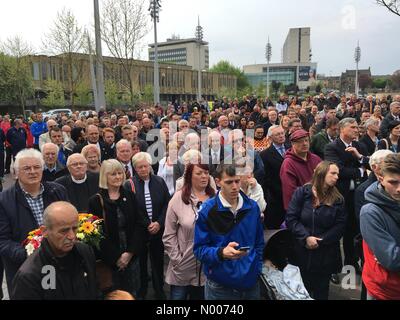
left=0, top=91, right=399, bottom=300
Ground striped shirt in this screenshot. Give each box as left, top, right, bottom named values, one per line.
left=144, top=180, right=153, bottom=221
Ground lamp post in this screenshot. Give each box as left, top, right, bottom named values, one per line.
left=93, top=0, right=106, bottom=112
left=149, top=0, right=161, bottom=105
left=354, top=41, right=361, bottom=98
left=195, top=17, right=204, bottom=103
left=265, top=37, right=272, bottom=98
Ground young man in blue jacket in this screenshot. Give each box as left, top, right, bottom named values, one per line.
left=194, top=164, right=264, bottom=300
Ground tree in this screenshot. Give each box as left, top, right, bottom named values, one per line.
left=391, top=70, right=400, bottom=89
left=140, top=84, right=154, bottom=104
left=255, top=82, right=266, bottom=98
left=271, top=80, right=281, bottom=97
left=41, top=80, right=65, bottom=108
left=43, top=8, right=86, bottom=109
left=372, top=78, right=387, bottom=89
left=101, top=0, right=150, bottom=108
left=359, top=74, right=373, bottom=92
left=75, top=81, right=93, bottom=107
left=1, top=36, right=35, bottom=114
left=216, top=86, right=236, bottom=99
left=376, top=0, right=400, bottom=17
left=105, top=79, right=120, bottom=107
left=0, top=53, right=14, bottom=103
left=209, top=60, right=248, bottom=91
left=315, top=83, right=322, bottom=94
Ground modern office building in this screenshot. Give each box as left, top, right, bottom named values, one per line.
left=283, top=27, right=312, bottom=64
left=149, top=38, right=209, bottom=70
left=27, top=53, right=235, bottom=108
left=244, top=62, right=318, bottom=90
left=243, top=27, right=316, bottom=91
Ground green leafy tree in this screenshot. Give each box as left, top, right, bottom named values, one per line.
left=216, top=86, right=236, bottom=99
left=315, top=84, right=322, bottom=94
left=75, top=81, right=92, bottom=107
left=140, top=84, right=154, bottom=104
left=105, top=80, right=120, bottom=108
left=372, top=78, right=387, bottom=89
left=209, top=60, right=246, bottom=92
left=271, top=80, right=281, bottom=98
left=255, top=82, right=266, bottom=98
left=1, top=36, right=34, bottom=114
left=42, top=79, right=65, bottom=108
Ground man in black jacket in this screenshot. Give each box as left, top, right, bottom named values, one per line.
left=6, top=118, right=26, bottom=160
left=11, top=202, right=98, bottom=300
left=55, top=154, right=99, bottom=213
left=73, top=125, right=106, bottom=161
left=260, top=125, right=290, bottom=229
left=0, top=149, right=68, bottom=291
left=41, top=143, right=68, bottom=182
left=324, top=118, right=369, bottom=271
left=380, top=101, right=400, bottom=138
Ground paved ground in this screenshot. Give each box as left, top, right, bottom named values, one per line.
left=1, top=172, right=361, bottom=300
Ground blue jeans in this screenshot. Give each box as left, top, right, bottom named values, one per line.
left=205, top=279, right=260, bottom=300
left=170, top=285, right=204, bottom=300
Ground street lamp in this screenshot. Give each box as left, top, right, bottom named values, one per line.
left=354, top=41, right=361, bottom=97
left=265, top=37, right=272, bottom=98
left=195, top=17, right=204, bottom=103
left=149, top=0, right=161, bottom=105
left=93, top=0, right=106, bottom=112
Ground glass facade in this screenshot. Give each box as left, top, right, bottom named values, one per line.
left=246, top=66, right=297, bottom=87
left=149, top=48, right=187, bottom=65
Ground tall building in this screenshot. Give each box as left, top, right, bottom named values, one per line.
left=243, top=27, right=316, bottom=91
left=282, top=27, right=311, bottom=64
left=149, top=38, right=209, bottom=70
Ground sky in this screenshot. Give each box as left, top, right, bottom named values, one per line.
left=0, top=0, right=399, bottom=76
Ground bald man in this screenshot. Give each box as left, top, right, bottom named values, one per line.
left=11, top=202, right=98, bottom=300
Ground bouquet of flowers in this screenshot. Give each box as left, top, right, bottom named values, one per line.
left=23, top=229, right=44, bottom=256
left=23, top=213, right=104, bottom=256
left=76, top=214, right=104, bottom=249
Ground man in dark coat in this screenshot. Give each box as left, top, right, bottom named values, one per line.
left=324, top=118, right=369, bottom=271
left=55, top=154, right=99, bottom=213
left=0, top=149, right=68, bottom=290
left=41, top=143, right=68, bottom=182
left=11, top=202, right=98, bottom=300
left=310, top=118, right=339, bottom=159
left=6, top=118, right=27, bottom=159
left=260, top=125, right=290, bottom=229
left=379, top=101, right=400, bottom=138
left=73, top=125, right=106, bottom=161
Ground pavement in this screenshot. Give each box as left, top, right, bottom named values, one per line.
left=0, top=172, right=361, bottom=300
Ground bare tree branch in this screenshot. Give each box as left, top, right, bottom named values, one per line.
left=376, top=0, right=400, bottom=17
left=101, top=0, right=150, bottom=106
left=42, top=8, right=86, bottom=108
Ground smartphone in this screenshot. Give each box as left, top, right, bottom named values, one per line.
left=237, top=246, right=250, bottom=252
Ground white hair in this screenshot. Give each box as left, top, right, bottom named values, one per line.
left=132, top=152, right=152, bottom=167
left=369, top=150, right=393, bottom=167
left=364, top=118, right=379, bottom=129
left=267, top=125, right=281, bottom=137
left=14, top=149, right=45, bottom=174
left=42, top=143, right=59, bottom=154
left=116, top=139, right=131, bottom=150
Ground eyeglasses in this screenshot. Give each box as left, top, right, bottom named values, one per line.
left=69, top=162, right=88, bottom=168
left=20, top=165, right=42, bottom=173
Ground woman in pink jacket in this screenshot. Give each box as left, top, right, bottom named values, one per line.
left=163, top=163, right=215, bottom=300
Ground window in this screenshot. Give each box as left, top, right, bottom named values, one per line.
left=32, top=62, right=40, bottom=80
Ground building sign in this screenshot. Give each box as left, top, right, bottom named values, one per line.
left=299, top=66, right=316, bottom=82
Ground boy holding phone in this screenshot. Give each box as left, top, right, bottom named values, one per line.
left=194, top=164, right=264, bottom=300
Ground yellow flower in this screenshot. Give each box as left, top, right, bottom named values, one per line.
left=76, top=233, right=85, bottom=240
left=81, top=222, right=94, bottom=234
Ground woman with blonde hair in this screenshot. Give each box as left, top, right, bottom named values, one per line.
left=81, top=144, right=101, bottom=173
left=88, top=159, right=145, bottom=297
left=286, top=161, right=346, bottom=300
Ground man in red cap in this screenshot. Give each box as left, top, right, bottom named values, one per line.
left=280, top=129, right=322, bottom=211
